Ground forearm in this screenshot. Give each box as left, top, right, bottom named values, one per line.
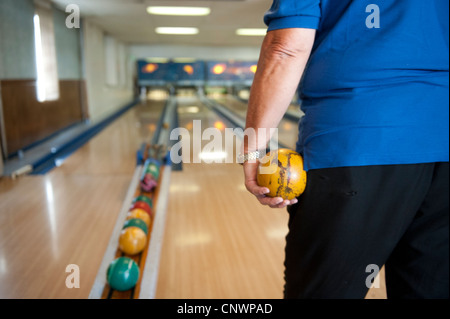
left=244, top=28, right=316, bottom=153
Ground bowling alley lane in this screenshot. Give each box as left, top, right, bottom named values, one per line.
left=156, top=93, right=385, bottom=299
left=210, top=94, right=301, bottom=150
left=0, top=92, right=386, bottom=299
left=154, top=94, right=290, bottom=299
left=0, top=97, right=166, bottom=298
left=52, top=98, right=167, bottom=176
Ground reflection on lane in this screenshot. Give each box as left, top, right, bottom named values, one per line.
left=49, top=91, right=168, bottom=175
left=158, top=92, right=290, bottom=299
left=175, top=94, right=239, bottom=164
left=135, top=95, right=168, bottom=139
left=208, top=94, right=300, bottom=150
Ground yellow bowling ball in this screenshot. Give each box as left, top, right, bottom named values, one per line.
left=256, top=148, right=307, bottom=200
left=127, top=208, right=151, bottom=228
left=118, top=226, right=147, bottom=255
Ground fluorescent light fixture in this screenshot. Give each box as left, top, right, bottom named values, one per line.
left=156, top=27, right=199, bottom=35
left=236, top=28, right=267, bottom=36
left=147, top=6, right=210, bottom=16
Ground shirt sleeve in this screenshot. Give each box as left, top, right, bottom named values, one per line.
left=264, top=0, right=321, bottom=31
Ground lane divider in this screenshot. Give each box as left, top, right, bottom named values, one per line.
left=31, top=99, right=139, bottom=175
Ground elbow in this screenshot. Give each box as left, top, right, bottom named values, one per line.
left=266, top=41, right=302, bottom=60
left=262, top=29, right=315, bottom=61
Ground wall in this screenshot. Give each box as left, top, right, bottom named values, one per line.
left=128, top=44, right=261, bottom=87
left=0, top=82, right=4, bottom=175
left=0, top=0, right=84, bottom=156
left=53, top=7, right=88, bottom=120
left=0, top=0, right=36, bottom=79
left=82, top=20, right=133, bottom=122
left=129, top=44, right=261, bottom=62
left=53, top=7, right=82, bottom=80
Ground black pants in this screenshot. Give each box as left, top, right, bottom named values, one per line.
left=284, top=162, right=449, bottom=299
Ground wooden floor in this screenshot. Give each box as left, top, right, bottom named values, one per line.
left=156, top=95, right=386, bottom=299
left=214, top=95, right=300, bottom=149
left=0, top=98, right=165, bottom=298
left=156, top=164, right=289, bottom=298
left=156, top=96, right=290, bottom=298
left=0, top=93, right=386, bottom=299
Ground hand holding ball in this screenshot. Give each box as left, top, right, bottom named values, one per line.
left=256, top=149, right=307, bottom=200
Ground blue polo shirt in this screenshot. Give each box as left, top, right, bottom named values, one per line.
left=264, top=0, right=449, bottom=171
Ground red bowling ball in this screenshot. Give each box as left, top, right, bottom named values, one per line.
left=130, top=201, right=152, bottom=217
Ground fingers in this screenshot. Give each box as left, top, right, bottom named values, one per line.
left=259, top=197, right=298, bottom=209
left=247, top=182, right=298, bottom=208
left=243, top=162, right=271, bottom=196
left=245, top=180, right=270, bottom=197
left=242, top=161, right=298, bottom=209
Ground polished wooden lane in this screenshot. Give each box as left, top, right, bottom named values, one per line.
left=156, top=164, right=290, bottom=299
left=155, top=95, right=387, bottom=299
left=0, top=93, right=386, bottom=299
left=211, top=94, right=300, bottom=150
left=0, top=173, right=133, bottom=298
left=155, top=96, right=287, bottom=298
left=0, top=98, right=165, bottom=298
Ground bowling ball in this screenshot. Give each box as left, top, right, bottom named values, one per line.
left=149, top=158, right=162, bottom=167
left=145, top=158, right=162, bottom=168
left=132, top=195, right=153, bottom=208
left=119, top=226, right=147, bottom=255
left=145, top=164, right=160, bottom=179
left=127, top=208, right=151, bottom=227
left=256, top=148, right=307, bottom=200
left=123, top=218, right=148, bottom=235
left=140, top=175, right=158, bottom=193
left=130, top=201, right=152, bottom=216
left=107, top=257, right=139, bottom=291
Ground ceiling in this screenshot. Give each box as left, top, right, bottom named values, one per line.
left=51, top=0, right=272, bottom=47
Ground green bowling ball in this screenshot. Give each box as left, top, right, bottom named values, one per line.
left=145, top=164, right=160, bottom=179
left=123, top=218, right=149, bottom=235
left=106, top=257, right=140, bottom=291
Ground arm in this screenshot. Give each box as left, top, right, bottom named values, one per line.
left=243, top=28, right=316, bottom=208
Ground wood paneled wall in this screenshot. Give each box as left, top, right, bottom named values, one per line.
left=0, top=79, right=85, bottom=156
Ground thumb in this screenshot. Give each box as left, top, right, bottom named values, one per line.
left=243, top=161, right=270, bottom=196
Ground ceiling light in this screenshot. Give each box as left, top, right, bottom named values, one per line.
left=236, top=28, right=267, bottom=36
left=156, top=27, right=199, bottom=35
left=147, top=6, right=211, bottom=16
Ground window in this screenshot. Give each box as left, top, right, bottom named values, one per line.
left=34, top=0, right=59, bottom=102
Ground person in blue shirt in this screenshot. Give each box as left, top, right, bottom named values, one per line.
left=241, top=0, right=449, bottom=298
